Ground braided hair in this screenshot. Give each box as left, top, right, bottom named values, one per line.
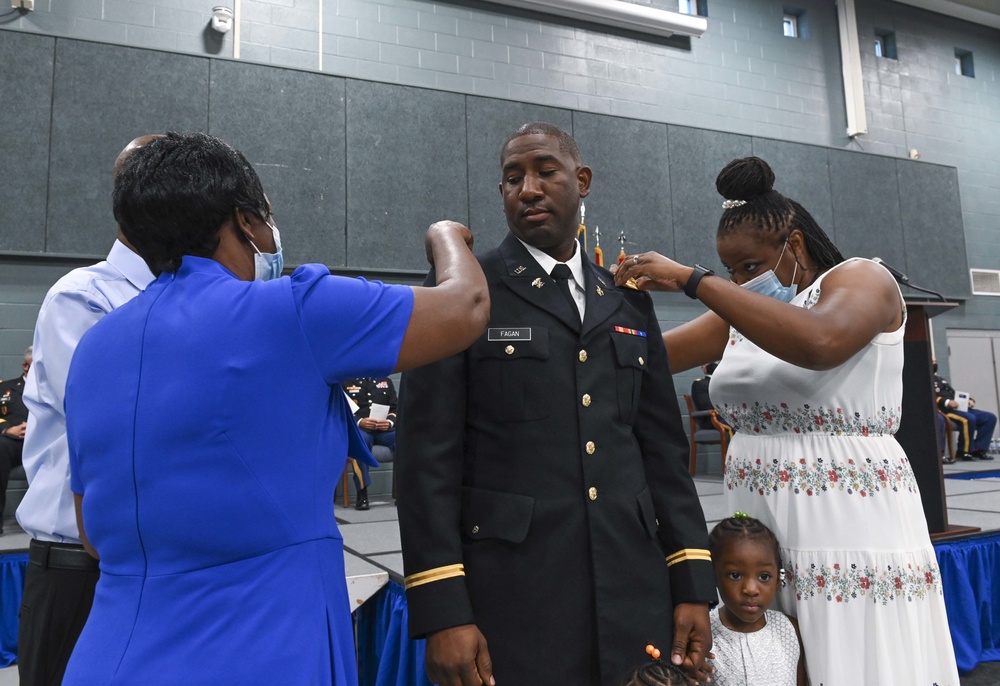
left=618, top=661, right=689, bottom=686
left=716, top=157, right=844, bottom=272
left=708, top=514, right=781, bottom=570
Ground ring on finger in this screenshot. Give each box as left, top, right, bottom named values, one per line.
left=632, top=255, right=638, bottom=265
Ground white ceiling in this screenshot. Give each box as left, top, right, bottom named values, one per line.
left=892, top=0, right=1000, bottom=30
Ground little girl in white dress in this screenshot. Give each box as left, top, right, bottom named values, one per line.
left=708, top=514, right=805, bottom=686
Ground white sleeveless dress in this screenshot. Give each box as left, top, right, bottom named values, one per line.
left=709, top=608, right=799, bottom=686
left=710, top=259, right=959, bottom=685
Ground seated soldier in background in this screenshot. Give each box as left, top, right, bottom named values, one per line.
left=341, top=377, right=398, bottom=510
left=934, top=358, right=996, bottom=461
left=0, top=346, right=32, bottom=534
left=690, top=361, right=732, bottom=438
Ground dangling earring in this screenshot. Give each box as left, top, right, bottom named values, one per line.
left=779, top=567, right=788, bottom=587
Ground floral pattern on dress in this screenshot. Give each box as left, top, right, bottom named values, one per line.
left=725, top=453, right=919, bottom=497
left=718, top=401, right=900, bottom=437
left=803, top=285, right=821, bottom=309
left=727, top=286, right=819, bottom=349
left=790, top=558, right=944, bottom=605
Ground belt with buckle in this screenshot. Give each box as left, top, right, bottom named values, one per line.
left=28, top=539, right=100, bottom=572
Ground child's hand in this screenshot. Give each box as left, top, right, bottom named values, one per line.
left=687, top=653, right=716, bottom=684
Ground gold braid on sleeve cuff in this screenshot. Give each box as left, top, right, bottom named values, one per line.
left=665, top=549, right=712, bottom=567
left=404, top=564, right=465, bottom=590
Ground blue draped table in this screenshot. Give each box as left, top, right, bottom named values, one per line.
left=2, top=541, right=997, bottom=679
left=936, top=531, right=1000, bottom=673
left=0, top=553, right=27, bottom=669
left=356, top=580, right=432, bottom=686
left=357, top=538, right=1000, bottom=683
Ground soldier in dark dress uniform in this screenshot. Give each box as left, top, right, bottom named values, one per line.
left=341, top=377, right=398, bottom=509
left=0, top=347, right=31, bottom=531
left=396, top=123, right=716, bottom=686
left=933, top=359, right=996, bottom=460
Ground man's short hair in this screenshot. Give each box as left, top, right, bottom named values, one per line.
left=500, top=121, right=581, bottom=166
left=113, top=131, right=270, bottom=276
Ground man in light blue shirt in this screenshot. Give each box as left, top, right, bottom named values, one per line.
left=16, top=137, right=157, bottom=686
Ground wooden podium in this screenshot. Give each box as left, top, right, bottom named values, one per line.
left=895, top=297, right=979, bottom=538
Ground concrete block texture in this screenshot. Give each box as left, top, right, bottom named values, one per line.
left=0, top=32, right=54, bottom=253
left=209, top=60, right=347, bottom=268
left=345, top=81, right=468, bottom=271
left=571, top=113, right=672, bottom=260
left=46, top=41, right=210, bottom=256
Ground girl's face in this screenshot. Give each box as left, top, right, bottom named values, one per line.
left=715, top=537, right=779, bottom=633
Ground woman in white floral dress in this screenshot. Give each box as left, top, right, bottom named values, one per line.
left=614, top=157, right=959, bottom=685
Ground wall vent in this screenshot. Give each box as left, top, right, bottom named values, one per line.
left=970, top=269, right=1000, bottom=296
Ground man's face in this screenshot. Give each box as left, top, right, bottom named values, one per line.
left=22, top=356, right=31, bottom=376
left=499, top=133, right=591, bottom=262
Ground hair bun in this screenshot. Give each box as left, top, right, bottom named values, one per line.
left=716, top=156, right=775, bottom=202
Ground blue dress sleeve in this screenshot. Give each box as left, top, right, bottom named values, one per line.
left=290, top=265, right=414, bottom=384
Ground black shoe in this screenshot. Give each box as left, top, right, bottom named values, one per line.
left=942, top=454, right=956, bottom=465
left=973, top=450, right=995, bottom=461
left=355, top=488, right=370, bottom=511
left=959, top=452, right=976, bottom=461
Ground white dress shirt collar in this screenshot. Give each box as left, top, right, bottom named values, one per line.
left=107, top=238, right=155, bottom=291
left=514, top=236, right=587, bottom=319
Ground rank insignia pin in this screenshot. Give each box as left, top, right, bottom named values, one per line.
left=531, top=277, right=544, bottom=289
left=514, top=265, right=527, bottom=274
left=596, top=285, right=604, bottom=296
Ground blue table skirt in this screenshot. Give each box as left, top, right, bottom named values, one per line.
left=0, top=553, right=27, bottom=668
left=356, top=580, right=432, bottom=686
left=936, top=532, right=1000, bottom=673
left=356, top=537, right=1000, bottom=681
left=1, top=540, right=997, bottom=678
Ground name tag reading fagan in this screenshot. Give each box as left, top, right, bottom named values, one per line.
left=488, top=328, right=531, bottom=341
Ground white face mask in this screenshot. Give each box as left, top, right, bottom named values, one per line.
left=740, top=239, right=798, bottom=302
left=248, top=222, right=284, bottom=281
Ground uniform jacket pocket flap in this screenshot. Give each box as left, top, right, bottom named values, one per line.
left=475, top=328, right=549, bottom=361
left=610, top=331, right=648, bottom=371
left=636, top=486, right=657, bottom=538
left=461, top=486, right=535, bottom=544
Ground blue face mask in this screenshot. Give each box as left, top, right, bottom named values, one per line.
left=249, top=222, right=284, bottom=281
left=740, top=239, right=798, bottom=302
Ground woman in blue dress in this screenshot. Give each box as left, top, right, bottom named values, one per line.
left=62, top=132, right=489, bottom=685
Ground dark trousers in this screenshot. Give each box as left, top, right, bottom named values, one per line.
left=352, top=429, right=396, bottom=492
left=0, top=436, right=23, bottom=520
left=946, top=408, right=998, bottom=454
left=18, top=541, right=99, bottom=686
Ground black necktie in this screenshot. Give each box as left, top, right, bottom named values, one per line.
left=551, top=264, right=579, bottom=320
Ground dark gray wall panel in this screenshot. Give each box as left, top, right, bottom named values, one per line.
left=828, top=151, right=905, bottom=267
left=0, top=32, right=54, bottom=252
left=209, top=61, right=346, bottom=268
left=572, top=113, right=670, bottom=264
left=346, top=81, right=467, bottom=271
left=751, top=139, right=835, bottom=241
left=466, top=98, right=573, bottom=253
left=47, top=40, right=209, bottom=255
left=668, top=126, right=752, bottom=270
left=896, top=161, right=969, bottom=298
